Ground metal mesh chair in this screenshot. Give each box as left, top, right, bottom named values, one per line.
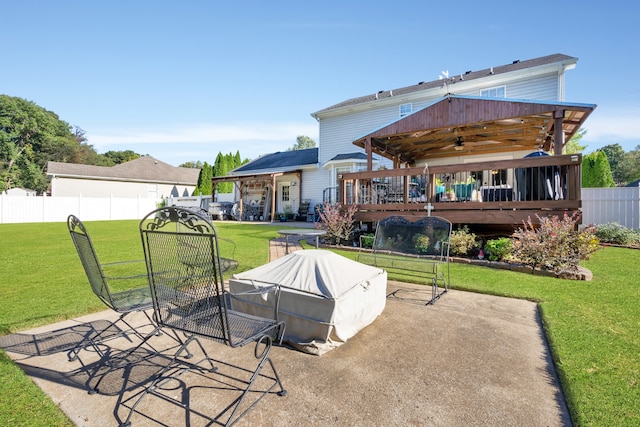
left=67, top=215, right=155, bottom=362
left=124, top=206, right=286, bottom=427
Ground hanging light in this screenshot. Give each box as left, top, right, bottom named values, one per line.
left=454, top=137, right=464, bottom=151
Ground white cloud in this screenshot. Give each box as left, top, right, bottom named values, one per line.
left=581, top=106, right=640, bottom=150
left=90, top=121, right=319, bottom=146
left=88, top=121, right=320, bottom=166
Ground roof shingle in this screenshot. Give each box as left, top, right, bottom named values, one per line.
left=46, top=156, right=200, bottom=184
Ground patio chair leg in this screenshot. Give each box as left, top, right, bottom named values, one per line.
left=117, top=334, right=207, bottom=426
left=68, top=311, right=157, bottom=362
left=223, top=335, right=287, bottom=426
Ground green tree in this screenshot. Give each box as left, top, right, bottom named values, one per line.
left=100, top=150, right=140, bottom=165
left=0, top=94, right=84, bottom=192
left=287, top=135, right=316, bottom=151
left=582, top=150, right=615, bottom=188
left=601, top=143, right=627, bottom=185
left=179, top=160, right=203, bottom=169
left=194, top=162, right=212, bottom=195
left=564, top=128, right=587, bottom=154
left=617, top=146, right=640, bottom=185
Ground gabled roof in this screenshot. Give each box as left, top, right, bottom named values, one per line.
left=46, top=156, right=200, bottom=185
left=352, top=95, right=596, bottom=163
left=233, top=148, right=318, bottom=174
left=312, top=53, right=577, bottom=117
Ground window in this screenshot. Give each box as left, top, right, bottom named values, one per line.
left=281, top=185, right=290, bottom=201
left=481, top=86, right=506, bottom=98
left=399, top=103, right=412, bottom=117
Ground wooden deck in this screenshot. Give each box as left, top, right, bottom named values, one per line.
left=338, top=154, right=582, bottom=230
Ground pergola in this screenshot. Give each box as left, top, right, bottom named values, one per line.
left=211, top=171, right=302, bottom=222
left=352, top=95, right=596, bottom=169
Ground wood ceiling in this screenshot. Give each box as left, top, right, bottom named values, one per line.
left=353, top=96, right=595, bottom=165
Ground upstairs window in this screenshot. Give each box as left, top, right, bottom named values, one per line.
left=481, top=86, right=506, bottom=98
left=399, top=103, right=412, bottom=117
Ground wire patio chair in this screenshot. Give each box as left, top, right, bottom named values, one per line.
left=121, top=206, right=286, bottom=426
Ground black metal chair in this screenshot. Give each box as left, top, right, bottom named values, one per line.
left=123, top=206, right=286, bottom=426
left=67, top=215, right=155, bottom=362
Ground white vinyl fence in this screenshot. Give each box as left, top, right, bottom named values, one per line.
left=0, top=195, right=159, bottom=224
left=4, top=190, right=638, bottom=229
left=581, top=187, right=640, bottom=229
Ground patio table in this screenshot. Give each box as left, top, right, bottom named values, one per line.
left=278, top=228, right=327, bottom=254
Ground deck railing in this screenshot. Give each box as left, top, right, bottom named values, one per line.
left=338, top=154, right=582, bottom=225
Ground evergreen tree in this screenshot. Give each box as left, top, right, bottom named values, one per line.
left=582, top=151, right=615, bottom=188
left=194, top=162, right=212, bottom=195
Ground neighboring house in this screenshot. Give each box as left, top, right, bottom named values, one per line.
left=214, top=53, right=595, bottom=227
left=46, top=156, right=200, bottom=199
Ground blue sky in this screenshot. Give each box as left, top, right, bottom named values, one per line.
left=3, top=1, right=639, bottom=166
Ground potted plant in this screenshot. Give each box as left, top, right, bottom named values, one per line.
left=277, top=212, right=287, bottom=222
left=453, top=176, right=476, bottom=201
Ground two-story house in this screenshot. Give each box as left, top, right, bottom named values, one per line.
left=214, top=53, right=595, bottom=228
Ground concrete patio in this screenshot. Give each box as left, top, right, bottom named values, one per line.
left=1, top=278, right=571, bottom=426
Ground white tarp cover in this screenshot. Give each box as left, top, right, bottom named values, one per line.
left=229, top=250, right=387, bottom=355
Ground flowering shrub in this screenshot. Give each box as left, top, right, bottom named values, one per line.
left=510, top=212, right=600, bottom=273
left=316, top=202, right=358, bottom=245
left=449, top=226, right=480, bottom=256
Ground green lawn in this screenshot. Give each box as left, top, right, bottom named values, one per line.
left=1, top=220, right=639, bottom=426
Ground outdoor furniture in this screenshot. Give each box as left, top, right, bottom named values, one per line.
left=297, top=199, right=311, bottom=221
left=277, top=228, right=327, bottom=253
left=357, top=215, right=452, bottom=305
left=129, top=206, right=286, bottom=427
left=229, top=250, right=387, bottom=355
left=480, top=185, right=514, bottom=202
left=66, top=215, right=155, bottom=362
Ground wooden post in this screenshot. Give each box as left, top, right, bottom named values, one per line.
left=554, top=110, right=564, bottom=155
left=270, top=175, right=277, bottom=223
left=366, top=138, right=373, bottom=171
left=237, top=181, right=245, bottom=221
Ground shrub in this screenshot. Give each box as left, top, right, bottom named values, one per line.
left=510, top=212, right=600, bottom=273
left=316, top=202, right=358, bottom=245
left=412, top=233, right=431, bottom=253
left=594, top=222, right=638, bottom=246
left=359, top=233, right=375, bottom=248
left=484, top=237, right=511, bottom=261
left=449, top=226, right=479, bottom=256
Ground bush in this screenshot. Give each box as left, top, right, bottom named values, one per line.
left=594, top=222, right=640, bottom=247
left=412, top=233, right=431, bottom=253
left=510, top=212, right=600, bottom=273
left=316, top=202, right=358, bottom=245
left=484, top=238, right=511, bottom=261
left=449, top=226, right=479, bottom=256
left=359, top=233, right=375, bottom=248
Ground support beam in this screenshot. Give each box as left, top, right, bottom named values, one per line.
left=554, top=110, right=565, bottom=155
